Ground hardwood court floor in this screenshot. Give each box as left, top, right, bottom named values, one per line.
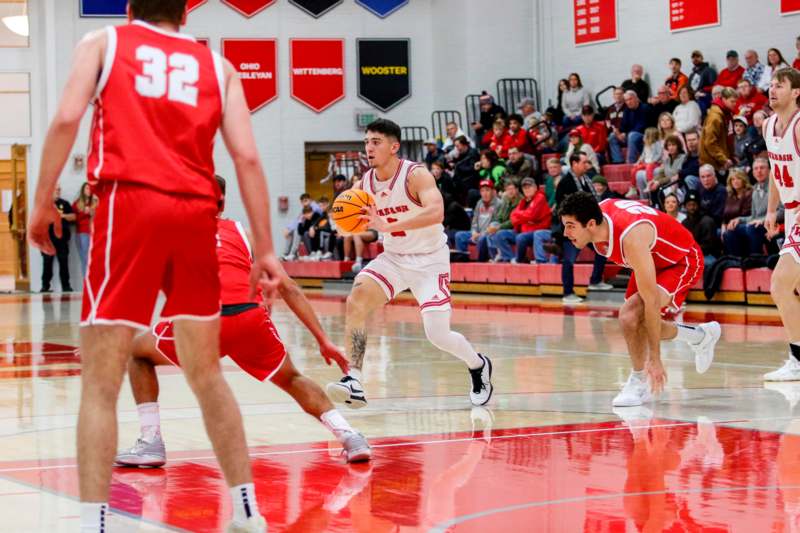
left=0, top=290, right=798, bottom=532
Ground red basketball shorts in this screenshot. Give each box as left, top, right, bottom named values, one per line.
left=625, top=245, right=704, bottom=313
left=152, top=306, right=286, bottom=382
left=80, top=181, right=221, bottom=329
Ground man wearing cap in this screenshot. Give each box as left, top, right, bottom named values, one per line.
left=496, top=177, right=552, bottom=264
left=519, top=98, right=543, bottom=131
left=454, top=179, right=501, bottom=262
left=734, top=78, right=767, bottom=123
left=682, top=191, right=721, bottom=265
left=423, top=138, right=444, bottom=171
left=687, top=50, right=718, bottom=113
left=471, top=92, right=506, bottom=147
left=621, top=64, right=651, bottom=103
left=717, top=50, right=745, bottom=88
left=487, top=180, right=521, bottom=261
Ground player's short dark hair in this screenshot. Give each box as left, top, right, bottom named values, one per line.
left=558, top=191, right=603, bottom=226
left=129, top=0, right=186, bottom=24
left=774, top=67, right=800, bottom=105
left=365, top=118, right=401, bottom=142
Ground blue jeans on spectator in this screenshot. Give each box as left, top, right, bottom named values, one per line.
left=608, top=131, right=644, bottom=163
left=723, top=223, right=767, bottom=257
left=455, top=230, right=473, bottom=253
left=494, top=229, right=518, bottom=262
left=683, top=175, right=700, bottom=192
left=77, top=233, right=90, bottom=277
left=455, top=231, right=492, bottom=261
left=562, top=240, right=607, bottom=296
left=515, top=229, right=552, bottom=263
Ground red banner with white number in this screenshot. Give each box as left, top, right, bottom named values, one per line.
left=669, top=0, right=720, bottom=31
left=573, top=0, right=617, bottom=46
left=222, top=39, right=278, bottom=113
left=222, top=0, right=277, bottom=17
left=290, top=39, right=345, bottom=113
left=187, top=0, right=208, bottom=13
left=781, top=0, right=800, bottom=15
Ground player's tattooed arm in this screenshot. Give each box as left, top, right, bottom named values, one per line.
left=350, top=329, right=367, bottom=370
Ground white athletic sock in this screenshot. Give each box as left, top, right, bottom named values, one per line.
left=355, top=256, right=363, bottom=264
left=422, top=311, right=483, bottom=369
left=229, top=483, right=260, bottom=524
left=347, top=368, right=363, bottom=382
left=321, top=409, right=356, bottom=442
left=80, top=502, right=109, bottom=532
left=137, top=402, right=160, bottom=441
left=675, top=323, right=705, bottom=345
left=631, top=369, right=646, bottom=381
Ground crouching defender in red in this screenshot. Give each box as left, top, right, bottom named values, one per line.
left=116, top=176, right=371, bottom=467
left=559, top=192, right=721, bottom=407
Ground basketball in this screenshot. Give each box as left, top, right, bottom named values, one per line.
left=331, top=189, right=374, bottom=235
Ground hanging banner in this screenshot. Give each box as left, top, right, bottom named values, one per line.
left=289, top=0, right=342, bottom=18
left=357, top=39, right=410, bottom=111
left=669, top=0, right=720, bottom=32
left=781, top=0, right=800, bottom=15
left=290, top=39, right=345, bottom=112
left=81, top=0, right=207, bottom=17
left=573, top=0, right=617, bottom=46
left=221, top=0, right=276, bottom=17
left=222, top=39, right=278, bottom=113
left=355, top=0, right=408, bottom=18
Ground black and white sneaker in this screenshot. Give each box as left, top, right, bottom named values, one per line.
left=326, top=376, right=368, bottom=409
left=469, top=354, right=493, bottom=406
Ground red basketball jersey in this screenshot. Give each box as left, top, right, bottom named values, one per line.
left=594, top=199, right=698, bottom=270
left=217, top=218, right=257, bottom=305
left=87, top=21, right=225, bottom=200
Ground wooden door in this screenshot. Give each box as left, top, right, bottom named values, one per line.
left=0, top=145, right=28, bottom=290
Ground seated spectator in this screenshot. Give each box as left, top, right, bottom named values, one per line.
left=652, top=134, right=687, bottom=202
left=505, top=147, right=533, bottom=184
left=530, top=108, right=559, bottom=152
left=743, top=49, right=769, bottom=93
left=486, top=180, right=522, bottom=262
left=442, top=121, right=474, bottom=157
left=621, top=64, right=650, bottom=103
left=443, top=192, right=472, bottom=247
left=282, top=193, right=321, bottom=260
left=608, top=90, right=649, bottom=163
left=518, top=97, right=543, bottom=131
left=297, top=205, right=322, bottom=258
left=633, top=127, right=663, bottom=200
left=449, top=135, right=480, bottom=206
left=647, top=85, right=678, bottom=127
left=700, top=87, right=737, bottom=172
left=721, top=169, right=752, bottom=235
left=552, top=79, right=568, bottom=125
left=723, top=158, right=782, bottom=257
left=476, top=149, right=507, bottom=190
left=679, top=130, right=702, bottom=192
left=496, top=177, right=552, bottom=264
left=305, top=196, right=336, bottom=260
left=794, top=35, right=800, bottom=70
left=591, top=175, right=621, bottom=200
left=343, top=230, right=379, bottom=273
left=743, top=110, right=768, bottom=169
left=717, top=50, right=745, bottom=88
left=562, top=73, right=591, bottom=129
left=664, top=58, right=689, bottom=100
left=332, top=173, right=349, bottom=199
left=423, top=138, right=443, bottom=170
left=734, top=78, right=767, bottom=123
left=506, top=114, right=533, bottom=154
left=455, top=180, right=501, bottom=261
left=663, top=193, right=686, bottom=222
left=687, top=50, right=717, bottom=113
left=575, top=105, right=608, bottom=162
left=683, top=191, right=721, bottom=266
left=766, top=47, right=791, bottom=83
left=605, top=87, right=626, bottom=132
left=657, top=112, right=681, bottom=147
left=432, top=160, right=455, bottom=198
left=732, top=116, right=753, bottom=165
left=698, top=164, right=727, bottom=225
left=565, top=129, right=600, bottom=174
left=673, top=85, right=702, bottom=134
left=472, top=91, right=506, bottom=146
left=543, top=157, right=563, bottom=208
left=483, top=118, right=511, bottom=158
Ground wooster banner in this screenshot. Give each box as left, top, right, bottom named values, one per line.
left=221, top=0, right=276, bottom=18
left=357, top=39, right=410, bottom=111
left=289, top=0, right=342, bottom=18
left=290, top=39, right=345, bottom=112
left=222, top=39, right=278, bottom=113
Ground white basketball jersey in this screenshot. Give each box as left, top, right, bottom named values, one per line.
left=363, top=159, right=447, bottom=255
left=766, top=110, right=800, bottom=209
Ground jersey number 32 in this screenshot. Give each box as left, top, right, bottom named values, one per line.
left=135, top=45, right=199, bottom=107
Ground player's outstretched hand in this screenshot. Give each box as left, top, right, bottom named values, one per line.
left=28, top=203, right=60, bottom=255
left=765, top=211, right=779, bottom=239
left=319, top=339, right=349, bottom=374
left=360, top=204, right=390, bottom=233
left=250, top=252, right=283, bottom=303
left=646, top=358, right=667, bottom=394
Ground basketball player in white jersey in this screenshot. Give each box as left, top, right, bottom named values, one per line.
left=763, top=67, right=800, bottom=381
left=326, top=119, right=493, bottom=407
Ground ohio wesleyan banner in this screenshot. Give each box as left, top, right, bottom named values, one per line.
left=357, top=39, right=410, bottom=112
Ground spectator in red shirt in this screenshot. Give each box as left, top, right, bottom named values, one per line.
left=72, top=182, right=97, bottom=276
left=665, top=58, right=689, bottom=101
left=605, top=87, right=626, bottom=131
left=717, top=50, right=745, bottom=88
left=506, top=114, right=533, bottom=154
left=734, top=78, right=768, bottom=122
left=793, top=36, right=800, bottom=70
left=575, top=105, right=608, bottom=163
left=497, top=177, right=553, bottom=264
left=483, top=118, right=512, bottom=158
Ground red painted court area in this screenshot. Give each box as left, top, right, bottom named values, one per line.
left=1, top=421, right=798, bottom=531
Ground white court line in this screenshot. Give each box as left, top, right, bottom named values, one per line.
left=427, top=484, right=800, bottom=532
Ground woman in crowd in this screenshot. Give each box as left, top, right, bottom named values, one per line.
left=633, top=127, right=663, bottom=200
left=663, top=193, right=686, bottom=222
left=564, top=129, right=600, bottom=174
left=561, top=73, right=590, bottom=129
left=722, top=168, right=753, bottom=235
left=674, top=86, right=702, bottom=134
left=475, top=149, right=507, bottom=189
left=72, top=182, right=97, bottom=276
